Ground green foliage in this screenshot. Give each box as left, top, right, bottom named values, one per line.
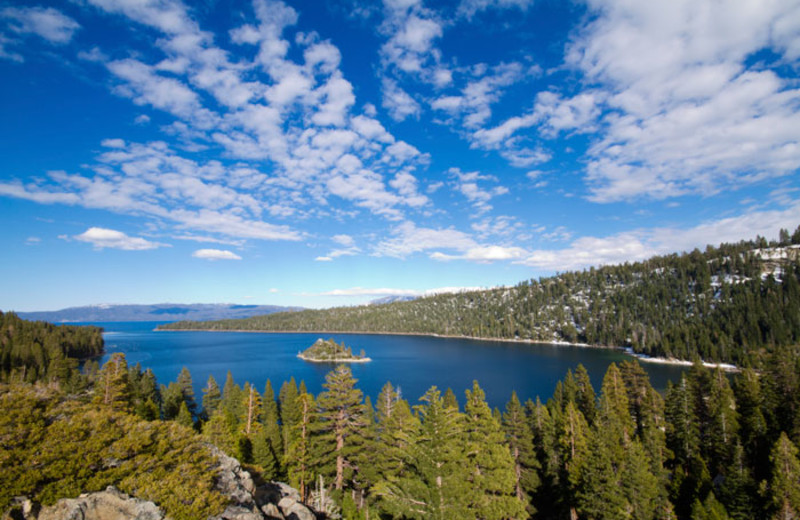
left=312, top=365, right=365, bottom=491
left=0, top=311, right=103, bottom=385
left=502, top=391, right=540, bottom=515
left=93, top=352, right=132, bottom=413
left=375, top=387, right=470, bottom=520
left=768, top=432, right=800, bottom=520
left=299, top=338, right=366, bottom=361
left=286, top=391, right=315, bottom=501
left=201, top=374, right=221, bottom=418
left=463, top=381, right=526, bottom=520
left=0, top=384, right=227, bottom=520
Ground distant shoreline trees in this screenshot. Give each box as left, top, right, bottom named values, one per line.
left=161, top=227, right=800, bottom=366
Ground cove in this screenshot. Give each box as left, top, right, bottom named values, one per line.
left=98, top=321, right=690, bottom=410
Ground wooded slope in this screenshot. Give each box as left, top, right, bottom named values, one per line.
left=162, top=231, right=800, bottom=365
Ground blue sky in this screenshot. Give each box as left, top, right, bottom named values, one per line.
left=1, top=0, right=799, bottom=311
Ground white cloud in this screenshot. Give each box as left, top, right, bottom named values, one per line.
left=382, top=78, right=422, bottom=121
left=86, top=0, right=197, bottom=35
left=518, top=201, right=800, bottom=271
left=432, top=62, right=524, bottom=130
left=107, top=59, right=215, bottom=125
left=315, top=256, right=333, bottom=262
left=381, top=12, right=443, bottom=74
left=101, top=138, right=126, bottom=148
left=1, top=6, right=80, bottom=44
left=25, top=236, right=41, bottom=245
left=457, top=0, right=534, bottom=19
left=373, top=220, right=478, bottom=258
left=431, top=245, right=526, bottom=262
left=565, top=0, right=800, bottom=202
left=332, top=234, right=355, bottom=246
left=172, top=234, right=245, bottom=247
left=1, top=141, right=304, bottom=242
left=75, top=227, right=166, bottom=250
left=471, top=215, right=525, bottom=239
left=74, top=0, right=432, bottom=224
left=448, top=167, right=508, bottom=214
left=192, top=248, right=242, bottom=260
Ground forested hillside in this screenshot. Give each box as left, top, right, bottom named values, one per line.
left=0, top=311, right=103, bottom=386
left=162, top=229, right=800, bottom=365
left=7, top=318, right=800, bottom=520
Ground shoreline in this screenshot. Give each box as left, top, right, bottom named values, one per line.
left=156, top=327, right=739, bottom=371
left=297, top=353, right=372, bottom=363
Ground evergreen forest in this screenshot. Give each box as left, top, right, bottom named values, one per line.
left=5, top=311, right=800, bottom=520
left=161, top=228, right=800, bottom=365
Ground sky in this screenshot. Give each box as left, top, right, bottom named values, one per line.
left=0, top=0, right=799, bottom=312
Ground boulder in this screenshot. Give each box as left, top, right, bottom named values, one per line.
left=259, top=503, right=284, bottom=520
left=35, top=486, right=165, bottom=520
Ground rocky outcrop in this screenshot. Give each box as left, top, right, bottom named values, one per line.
left=209, top=447, right=317, bottom=520
left=6, top=448, right=318, bottom=520
left=29, top=487, right=165, bottom=520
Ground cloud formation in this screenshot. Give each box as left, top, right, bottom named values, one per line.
left=0, top=6, right=80, bottom=61
left=75, top=227, right=165, bottom=250
left=192, top=248, right=242, bottom=260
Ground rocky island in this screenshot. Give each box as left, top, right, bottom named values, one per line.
left=297, top=338, right=371, bottom=363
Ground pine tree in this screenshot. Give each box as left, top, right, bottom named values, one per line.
left=201, top=375, right=221, bottom=419
left=241, top=383, right=263, bottom=437
left=351, top=394, right=376, bottom=511
left=733, top=368, right=768, bottom=478
left=561, top=401, right=590, bottom=520
left=176, top=366, right=197, bottom=417
left=286, top=391, right=315, bottom=501
left=370, top=382, right=421, bottom=508
left=161, top=382, right=185, bottom=420
left=573, top=364, right=597, bottom=425
left=375, top=387, right=470, bottom=520
left=443, top=387, right=459, bottom=411
left=93, top=352, right=132, bottom=413
left=502, top=391, right=540, bottom=515
left=314, top=365, right=365, bottom=491
left=691, top=492, right=731, bottom=520
left=718, top=442, right=756, bottom=520
left=202, top=411, right=238, bottom=455
left=707, top=369, right=740, bottom=475
left=463, top=381, right=526, bottom=520
left=279, top=377, right=301, bottom=459
left=261, top=380, right=283, bottom=479
left=769, top=432, right=800, bottom=520
left=176, top=400, right=194, bottom=429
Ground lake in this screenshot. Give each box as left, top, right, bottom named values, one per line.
left=98, top=321, right=690, bottom=410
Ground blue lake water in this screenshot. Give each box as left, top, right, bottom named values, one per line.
left=97, top=321, right=689, bottom=410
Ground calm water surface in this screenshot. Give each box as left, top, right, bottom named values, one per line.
left=97, top=321, right=689, bottom=409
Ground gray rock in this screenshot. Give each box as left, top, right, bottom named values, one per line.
left=11, top=447, right=318, bottom=520
left=34, top=486, right=165, bottom=520
left=207, top=505, right=263, bottom=520
left=260, top=503, right=284, bottom=520
left=279, top=501, right=315, bottom=520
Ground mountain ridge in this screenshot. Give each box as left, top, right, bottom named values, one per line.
left=15, top=303, right=304, bottom=323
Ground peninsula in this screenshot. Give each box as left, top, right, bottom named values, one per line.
left=297, top=338, right=371, bottom=363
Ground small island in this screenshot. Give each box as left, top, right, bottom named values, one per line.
left=297, top=338, right=372, bottom=363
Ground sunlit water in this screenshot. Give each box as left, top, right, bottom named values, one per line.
left=96, top=321, right=689, bottom=410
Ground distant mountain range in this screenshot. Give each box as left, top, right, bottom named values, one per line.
left=17, top=303, right=304, bottom=323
